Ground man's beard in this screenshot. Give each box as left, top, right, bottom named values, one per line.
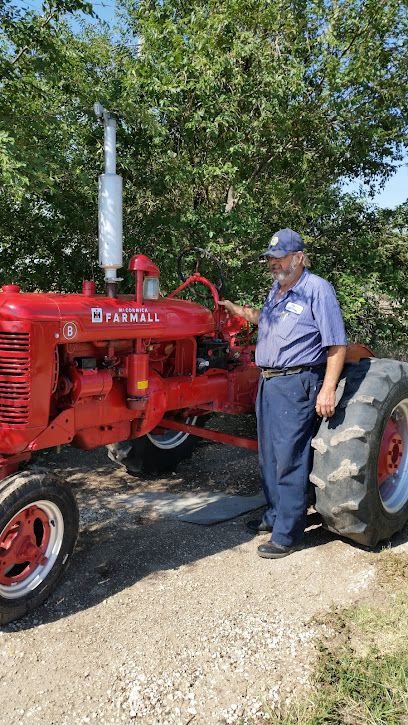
left=272, top=256, right=299, bottom=283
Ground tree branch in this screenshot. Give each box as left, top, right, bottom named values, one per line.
left=11, top=10, right=57, bottom=66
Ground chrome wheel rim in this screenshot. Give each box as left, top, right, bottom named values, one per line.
left=147, top=416, right=198, bottom=450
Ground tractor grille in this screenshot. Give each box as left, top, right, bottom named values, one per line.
left=0, top=332, right=30, bottom=425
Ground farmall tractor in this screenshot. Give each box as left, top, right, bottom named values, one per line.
left=0, top=107, right=407, bottom=625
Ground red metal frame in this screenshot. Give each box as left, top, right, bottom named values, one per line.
left=167, top=272, right=220, bottom=308
left=155, top=418, right=258, bottom=450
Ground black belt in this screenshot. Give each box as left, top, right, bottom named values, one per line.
left=260, top=364, right=325, bottom=379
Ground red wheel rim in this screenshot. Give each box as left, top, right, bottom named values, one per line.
left=378, top=419, right=403, bottom=487
left=0, top=505, right=51, bottom=586
left=377, top=398, right=408, bottom=514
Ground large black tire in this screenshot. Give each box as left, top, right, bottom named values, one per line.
left=107, top=415, right=207, bottom=475
left=0, top=469, right=78, bottom=625
left=311, top=358, right=408, bottom=547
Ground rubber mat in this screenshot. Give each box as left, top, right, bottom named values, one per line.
left=177, top=492, right=266, bottom=525
left=113, top=491, right=266, bottom=524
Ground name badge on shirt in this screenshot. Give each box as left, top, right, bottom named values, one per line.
left=285, top=301, right=304, bottom=314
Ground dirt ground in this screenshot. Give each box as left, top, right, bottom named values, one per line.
left=1, top=416, right=407, bottom=724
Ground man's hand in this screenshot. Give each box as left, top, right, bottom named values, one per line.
left=218, top=300, right=260, bottom=325
left=218, top=299, right=237, bottom=315
left=315, top=386, right=336, bottom=417
left=315, top=344, right=347, bottom=417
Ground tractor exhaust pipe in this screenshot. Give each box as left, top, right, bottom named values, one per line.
left=94, top=102, right=123, bottom=297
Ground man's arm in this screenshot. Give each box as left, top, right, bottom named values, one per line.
left=218, top=300, right=260, bottom=325
left=315, top=345, right=347, bottom=418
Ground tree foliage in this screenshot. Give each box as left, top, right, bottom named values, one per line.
left=0, top=0, right=406, bottom=352
left=309, top=196, right=408, bottom=354
left=0, top=3, right=128, bottom=289
left=118, top=0, right=407, bottom=268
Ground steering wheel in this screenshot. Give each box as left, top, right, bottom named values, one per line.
left=176, top=246, right=226, bottom=301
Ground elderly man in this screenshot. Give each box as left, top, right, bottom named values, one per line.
left=219, top=228, right=347, bottom=558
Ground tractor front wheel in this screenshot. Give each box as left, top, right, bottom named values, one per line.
left=107, top=415, right=207, bottom=475
left=0, top=470, right=78, bottom=625
left=311, top=358, right=408, bottom=547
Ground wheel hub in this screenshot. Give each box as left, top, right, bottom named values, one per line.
left=0, top=500, right=63, bottom=599
left=378, top=423, right=403, bottom=482
left=378, top=399, right=408, bottom=514
left=0, top=505, right=50, bottom=586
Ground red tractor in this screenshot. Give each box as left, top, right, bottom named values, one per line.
left=0, top=107, right=407, bottom=625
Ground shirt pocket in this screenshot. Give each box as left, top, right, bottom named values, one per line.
left=275, top=311, right=300, bottom=340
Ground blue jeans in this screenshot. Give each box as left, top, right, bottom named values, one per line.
left=256, top=368, right=324, bottom=547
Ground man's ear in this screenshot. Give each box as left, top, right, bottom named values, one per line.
left=297, top=252, right=305, bottom=265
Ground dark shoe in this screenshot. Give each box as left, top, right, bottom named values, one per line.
left=246, top=519, right=273, bottom=535
left=257, top=541, right=303, bottom=559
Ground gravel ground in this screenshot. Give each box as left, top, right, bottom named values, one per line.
left=1, top=416, right=407, bottom=724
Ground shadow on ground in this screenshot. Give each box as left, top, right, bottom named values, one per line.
left=7, top=492, right=407, bottom=633
left=6, top=405, right=408, bottom=632
left=7, top=507, right=337, bottom=631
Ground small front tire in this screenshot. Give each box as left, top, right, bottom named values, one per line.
left=0, top=470, right=78, bottom=625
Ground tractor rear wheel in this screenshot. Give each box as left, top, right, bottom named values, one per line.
left=107, top=415, right=206, bottom=475
left=311, top=358, right=408, bottom=547
left=0, top=470, right=78, bottom=625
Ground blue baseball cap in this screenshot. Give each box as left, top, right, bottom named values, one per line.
left=263, top=228, right=304, bottom=258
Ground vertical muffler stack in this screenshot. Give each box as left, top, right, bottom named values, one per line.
left=94, top=102, right=123, bottom=296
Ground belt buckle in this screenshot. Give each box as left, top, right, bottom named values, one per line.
left=286, top=366, right=302, bottom=376
left=262, top=368, right=282, bottom=379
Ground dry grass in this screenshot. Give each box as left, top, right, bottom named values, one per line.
left=262, top=551, right=408, bottom=725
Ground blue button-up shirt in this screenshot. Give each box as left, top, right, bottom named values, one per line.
left=255, top=268, right=347, bottom=368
